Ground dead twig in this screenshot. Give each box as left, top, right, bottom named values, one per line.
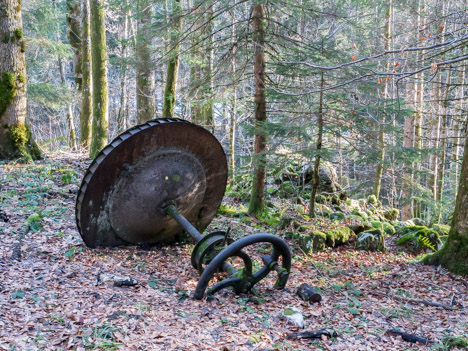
left=386, top=329, right=435, bottom=345
left=287, top=328, right=338, bottom=340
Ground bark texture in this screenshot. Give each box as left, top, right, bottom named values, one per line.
left=80, top=0, right=92, bottom=147
left=423, top=132, right=468, bottom=275
left=248, top=4, right=267, bottom=216
left=89, top=0, right=108, bottom=158
left=136, top=0, right=155, bottom=124
left=0, top=0, right=40, bottom=160
left=67, top=0, right=82, bottom=90
left=162, top=0, right=181, bottom=118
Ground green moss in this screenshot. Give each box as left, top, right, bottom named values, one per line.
left=382, top=222, right=396, bottom=236
left=324, top=227, right=354, bottom=247
left=14, top=28, right=23, bottom=40
left=367, top=195, right=377, bottom=204
left=383, top=208, right=399, bottom=221
left=9, top=124, right=27, bottom=147
left=396, top=226, right=441, bottom=253
left=0, top=72, right=17, bottom=116
left=356, top=228, right=386, bottom=252
left=298, top=231, right=327, bottom=253
left=20, top=40, right=25, bottom=53
left=423, top=230, right=468, bottom=275
left=329, top=212, right=345, bottom=221
left=331, top=194, right=341, bottom=205
left=315, top=194, right=326, bottom=204
left=351, top=208, right=368, bottom=221
left=443, top=336, right=468, bottom=349
left=432, top=223, right=450, bottom=236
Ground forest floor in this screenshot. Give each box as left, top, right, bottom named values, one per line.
left=0, top=155, right=467, bottom=351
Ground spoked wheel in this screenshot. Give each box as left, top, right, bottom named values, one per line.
left=193, top=233, right=292, bottom=300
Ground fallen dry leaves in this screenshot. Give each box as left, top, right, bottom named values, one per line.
left=0, top=155, right=466, bottom=350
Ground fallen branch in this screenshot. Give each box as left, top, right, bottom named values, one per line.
left=11, top=225, right=31, bottom=261
left=370, top=291, right=455, bottom=310
left=386, top=329, right=435, bottom=345
left=287, top=328, right=338, bottom=340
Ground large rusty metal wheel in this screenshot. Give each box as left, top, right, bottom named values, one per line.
left=76, top=118, right=228, bottom=247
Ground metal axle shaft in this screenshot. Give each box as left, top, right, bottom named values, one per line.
left=166, top=204, right=203, bottom=242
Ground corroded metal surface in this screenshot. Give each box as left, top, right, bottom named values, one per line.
left=76, top=118, right=228, bottom=247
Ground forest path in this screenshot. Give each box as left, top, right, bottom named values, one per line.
left=0, top=155, right=466, bottom=350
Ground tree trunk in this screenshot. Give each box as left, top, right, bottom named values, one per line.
left=401, top=94, right=414, bottom=220
left=229, top=15, right=237, bottom=178
left=67, top=0, right=82, bottom=90
left=309, top=72, right=324, bottom=217
left=372, top=2, right=391, bottom=200
left=80, top=0, right=92, bottom=148
left=89, top=0, right=108, bottom=158
left=117, top=1, right=129, bottom=132
left=423, top=130, right=468, bottom=275
left=162, top=0, right=181, bottom=118
left=248, top=3, right=267, bottom=216
left=58, top=57, right=78, bottom=151
left=436, top=72, right=451, bottom=203
left=136, top=0, right=155, bottom=124
left=0, top=0, right=41, bottom=160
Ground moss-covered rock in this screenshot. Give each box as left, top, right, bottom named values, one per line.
left=432, top=223, right=450, bottom=236
left=329, top=212, right=345, bottom=221
left=383, top=208, right=399, bottom=221
left=411, top=217, right=426, bottom=226
left=382, top=222, right=396, bottom=236
left=396, top=225, right=442, bottom=253
left=347, top=220, right=372, bottom=235
left=315, top=194, right=326, bottom=204
left=370, top=221, right=395, bottom=236
left=278, top=181, right=296, bottom=198
left=298, top=231, right=327, bottom=253
left=331, top=194, right=341, bottom=205
left=356, top=228, right=386, bottom=252
left=324, top=227, right=354, bottom=247
left=351, top=208, right=368, bottom=221
left=278, top=215, right=295, bottom=230
left=367, top=195, right=377, bottom=204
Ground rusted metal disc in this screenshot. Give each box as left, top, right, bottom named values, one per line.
left=76, top=118, right=227, bottom=247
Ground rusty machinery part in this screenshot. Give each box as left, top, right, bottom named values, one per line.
left=193, top=233, right=292, bottom=300
left=191, top=231, right=234, bottom=274
left=76, top=118, right=228, bottom=247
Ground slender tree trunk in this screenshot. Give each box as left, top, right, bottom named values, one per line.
left=401, top=91, right=415, bottom=219
left=58, top=57, right=77, bottom=150
left=162, top=0, right=181, bottom=118
left=89, top=0, right=108, bottom=158
left=80, top=0, right=92, bottom=148
left=436, top=72, right=451, bottom=203
left=136, top=0, right=155, bottom=124
left=229, top=15, right=237, bottom=178
left=309, top=72, right=325, bottom=218
left=117, top=2, right=129, bottom=132
left=453, top=66, right=465, bottom=194
left=67, top=0, right=82, bottom=90
left=0, top=0, right=40, bottom=160
left=248, top=3, right=267, bottom=216
left=372, top=2, right=391, bottom=199
left=423, top=129, right=468, bottom=275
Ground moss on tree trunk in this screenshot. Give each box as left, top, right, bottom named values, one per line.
left=423, top=134, right=468, bottom=275
left=162, top=0, right=181, bottom=118
left=89, top=0, right=108, bottom=159
left=80, top=0, right=92, bottom=148
left=0, top=0, right=41, bottom=160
